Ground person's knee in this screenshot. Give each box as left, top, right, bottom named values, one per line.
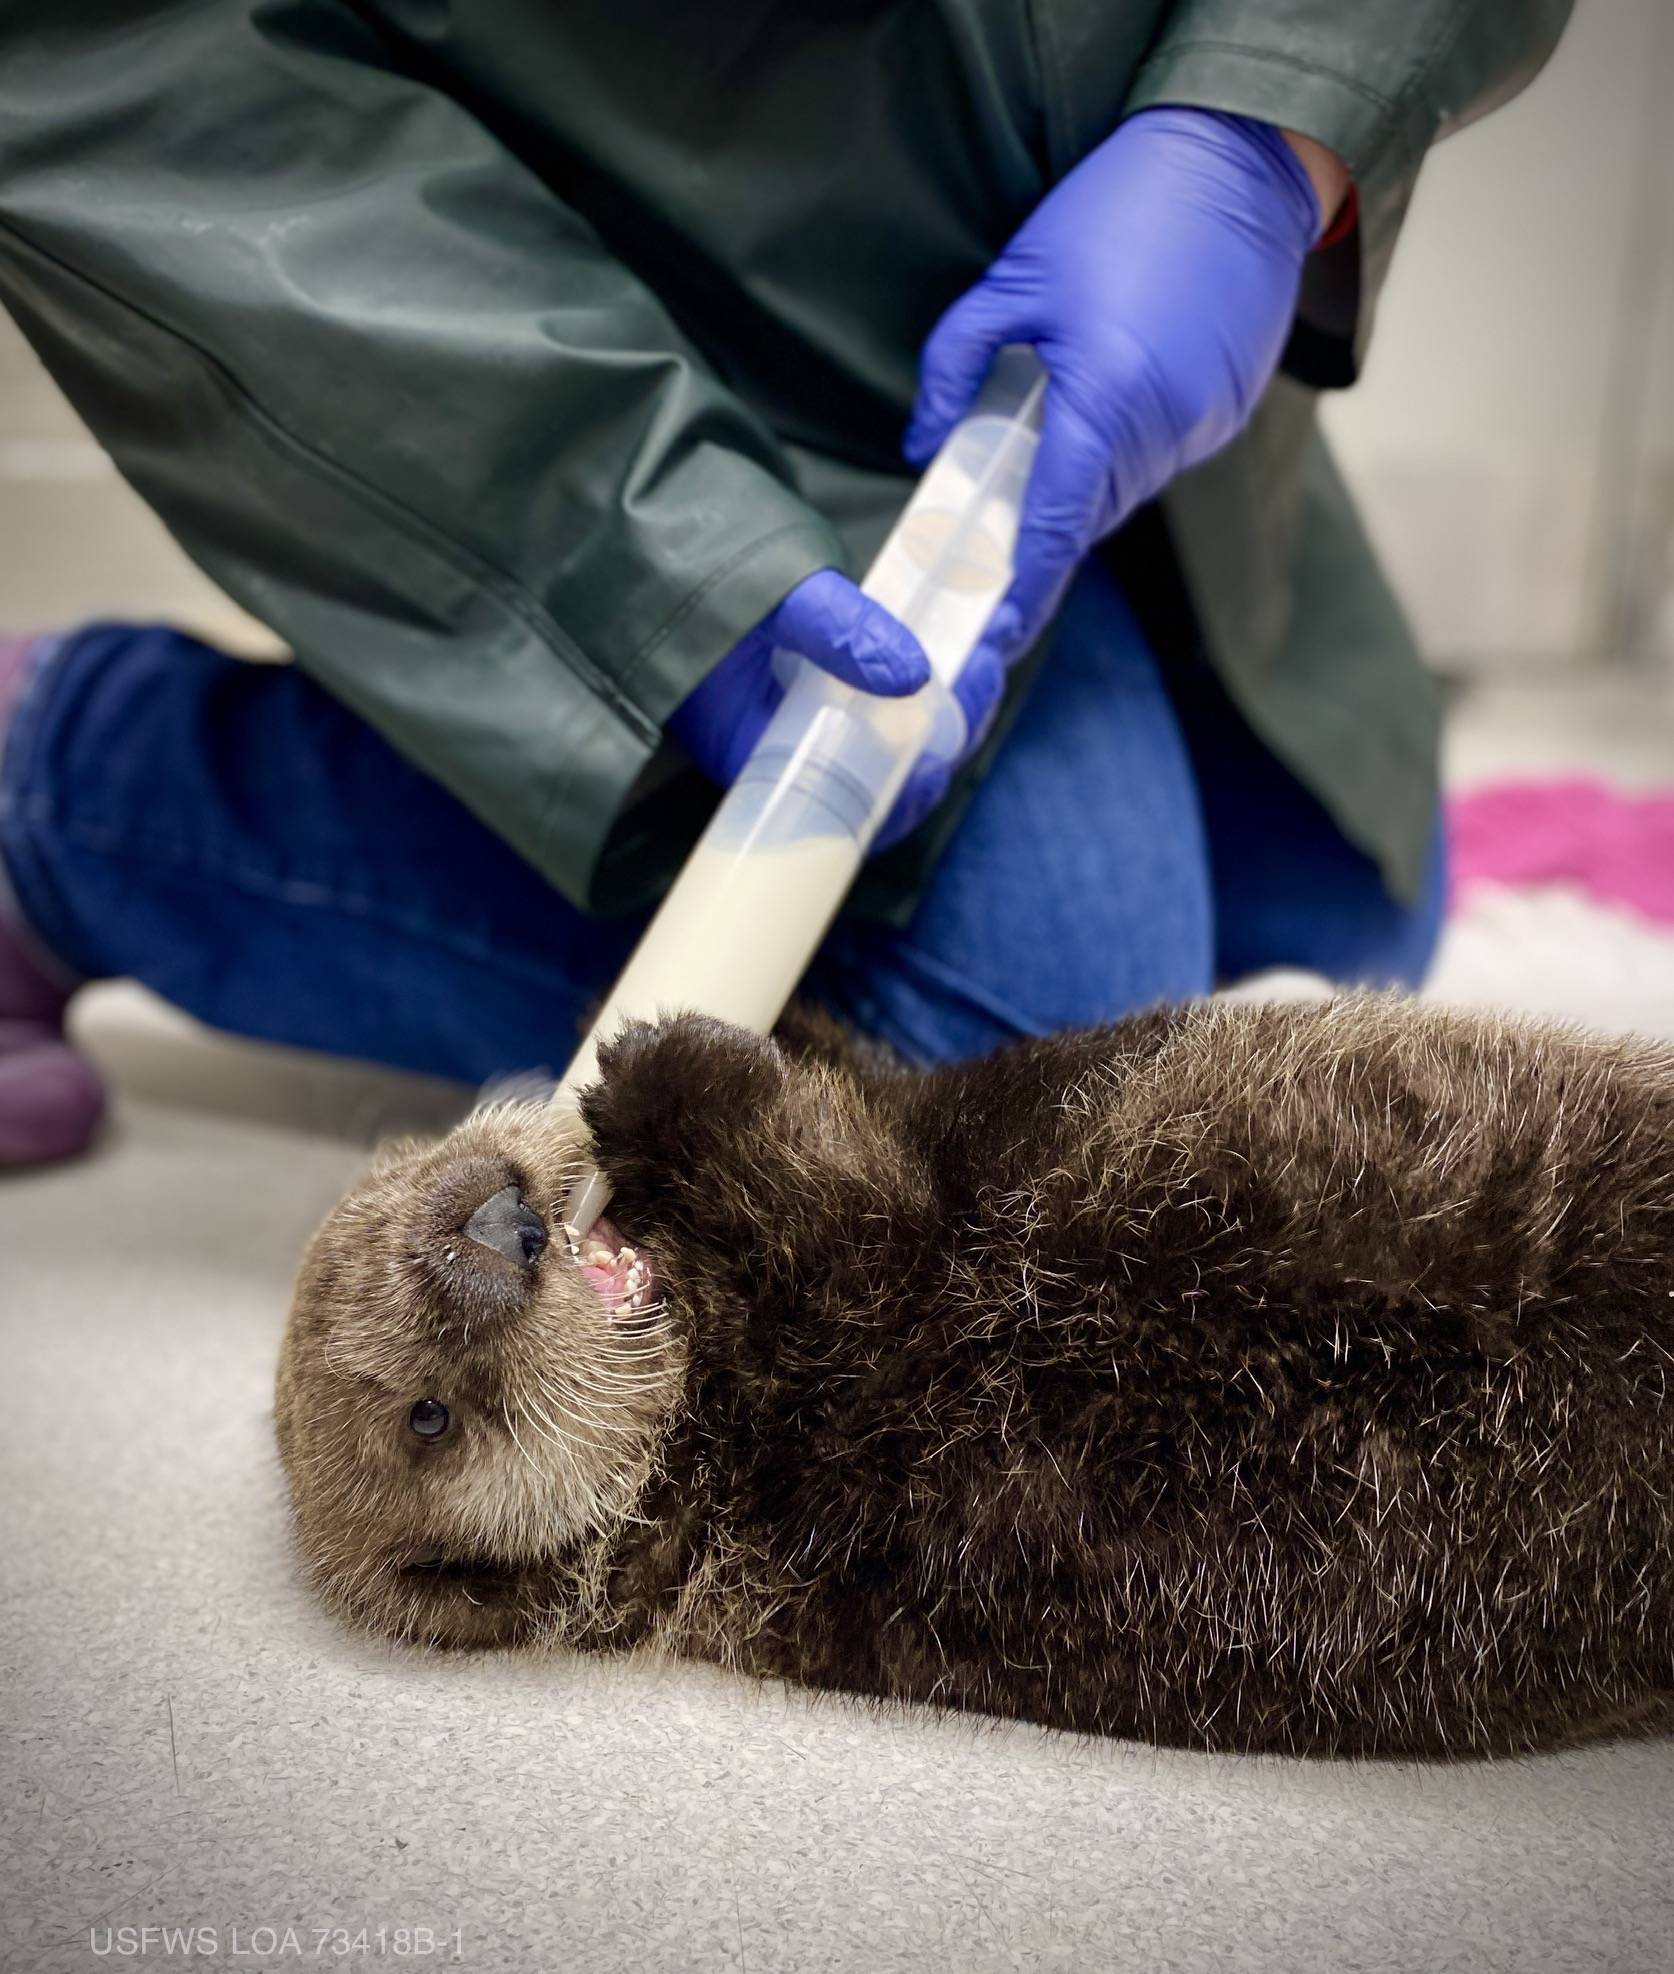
left=816, top=894, right=1214, bottom=1066
left=818, top=561, right=1219, bottom=1063
left=815, top=793, right=1216, bottom=1066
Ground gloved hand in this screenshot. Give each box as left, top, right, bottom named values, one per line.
left=902, top=107, right=1324, bottom=780
left=669, top=564, right=930, bottom=788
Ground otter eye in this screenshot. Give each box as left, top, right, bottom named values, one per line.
left=408, top=1398, right=450, bottom=1439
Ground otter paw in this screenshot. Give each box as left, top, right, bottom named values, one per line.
left=583, top=1015, right=786, bottom=1199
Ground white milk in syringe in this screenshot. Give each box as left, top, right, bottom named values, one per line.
left=552, top=347, right=1048, bottom=1238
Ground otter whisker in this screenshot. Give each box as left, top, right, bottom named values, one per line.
left=566, top=1355, right=675, bottom=1404
left=506, top=1401, right=597, bottom=1523
left=593, top=1326, right=673, bottom=1363
left=526, top=1374, right=654, bottom=1442
left=579, top=1344, right=670, bottom=1370
left=500, top=1400, right=548, bottom=1479
left=594, top=1310, right=672, bottom=1347
left=511, top=1389, right=594, bottom=1490
left=517, top=1381, right=647, bottom=1484
left=577, top=1358, right=677, bottom=1394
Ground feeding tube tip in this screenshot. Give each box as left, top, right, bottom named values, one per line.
left=561, top=1161, right=614, bottom=1256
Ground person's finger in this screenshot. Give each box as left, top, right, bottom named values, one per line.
left=981, top=390, right=1110, bottom=664
left=666, top=630, right=779, bottom=787
left=777, top=569, right=931, bottom=696
left=904, top=288, right=1026, bottom=466
left=671, top=673, right=777, bottom=786
left=968, top=597, right=1027, bottom=683
left=873, top=636, right=1005, bottom=851
left=713, top=695, right=777, bottom=784
left=874, top=757, right=952, bottom=853
left=949, top=642, right=1006, bottom=757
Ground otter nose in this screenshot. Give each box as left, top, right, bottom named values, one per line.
left=463, top=1184, right=549, bottom=1269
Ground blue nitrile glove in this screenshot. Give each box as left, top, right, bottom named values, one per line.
left=900, top=107, right=1323, bottom=807
left=669, top=566, right=932, bottom=811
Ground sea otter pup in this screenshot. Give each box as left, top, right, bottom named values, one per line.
left=275, top=996, right=1674, bottom=1757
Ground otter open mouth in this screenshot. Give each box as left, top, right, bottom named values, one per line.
left=570, top=1215, right=657, bottom=1319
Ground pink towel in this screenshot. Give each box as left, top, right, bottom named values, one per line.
left=1448, top=779, right=1674, bottom=925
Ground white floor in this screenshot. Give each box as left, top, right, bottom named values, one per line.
left=3, top=675, right=1674, bottom=1974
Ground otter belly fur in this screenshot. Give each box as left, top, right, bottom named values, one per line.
left=275, top=996, right=1674, bottom=1757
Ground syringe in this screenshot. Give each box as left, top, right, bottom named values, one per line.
left=550, top=346, right=1048, bottom=1244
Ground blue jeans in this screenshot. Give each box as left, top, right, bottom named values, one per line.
left=0, top=564, right=1445, bottom=1083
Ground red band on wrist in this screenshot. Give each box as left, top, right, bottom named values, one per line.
left=1314, top=184, right=1359, bottom=253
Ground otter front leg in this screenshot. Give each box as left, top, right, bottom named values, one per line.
left=582, top=1014, right=906, bottom=1260
left=584, top=1015, right=785, bottom=1203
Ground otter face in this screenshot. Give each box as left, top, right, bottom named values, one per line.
left=275, top=1101, right=682, bottom=1650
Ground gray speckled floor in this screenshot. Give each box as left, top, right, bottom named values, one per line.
left=7, top=676, right=1674, bottom=1973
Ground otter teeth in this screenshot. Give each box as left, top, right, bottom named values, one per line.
left=619, top=1249, right=646, bottom=1307
left=571, top=1229, right=653, bottom=1313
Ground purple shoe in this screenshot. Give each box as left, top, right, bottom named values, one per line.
left=0, top=633, right=107, bottom=1166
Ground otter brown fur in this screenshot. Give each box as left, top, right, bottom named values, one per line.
left=276, top=995, right=1674, bottom=1757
